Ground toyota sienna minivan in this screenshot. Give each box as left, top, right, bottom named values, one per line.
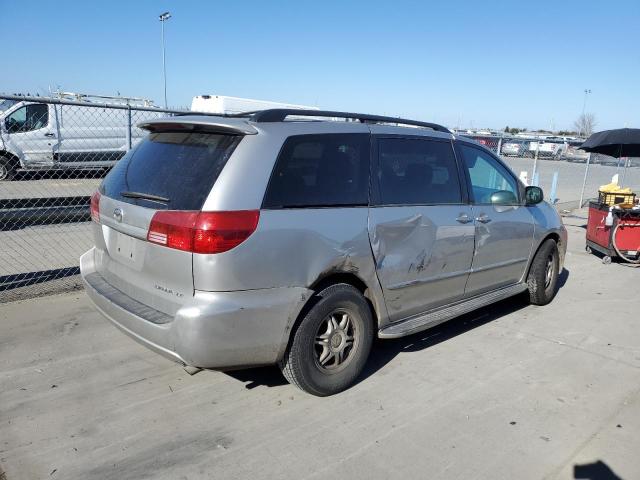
left=81, top=109, right=567, bottom=396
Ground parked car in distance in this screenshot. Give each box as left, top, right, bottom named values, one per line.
left=563, top=141, right=589, bottom=162
left=501, top=138, right=529, bottom=157
left=0, top=93, right=165, bottom=181
left=81, top=109, right=567, bottom=396
left=470, top=135, right=498, bottom=151
left=528, top=138, right=568, bottom=159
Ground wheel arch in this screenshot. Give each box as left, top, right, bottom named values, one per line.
left=525, top=232, right=561, bottom=280
left=308, top=271, right=384, bottom=325
left=0, top=150, right=21, bottom=166
left=0, top=150, right=21, bottom=179
left=277, top=271, right=383, bottom=363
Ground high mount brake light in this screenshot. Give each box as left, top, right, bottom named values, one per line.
left=147, top=210, right=260, bottom=254
left=90, top=191, right=101, bottom=223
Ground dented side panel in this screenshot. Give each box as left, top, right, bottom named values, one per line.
left=368, top=205, right=476, bottom=322
left=192, top=208, right=388, bottom=323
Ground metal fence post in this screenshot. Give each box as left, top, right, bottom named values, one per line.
left=579, top=152, right=592, bottom=208
left=549, top=172, right=558, bottom=204
left=532, top=141, right=539, bottom=180
left=126, top=105, right=132, bottom=151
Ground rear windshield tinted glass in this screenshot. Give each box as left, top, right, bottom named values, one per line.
left=262, top=134, right=370, bottom=208
left=100, top=132, right=241, bottom=210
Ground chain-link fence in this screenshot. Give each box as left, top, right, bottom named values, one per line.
left=1, top=94, right=639, bottom=302
left=0, top=94, right=192, bottom=302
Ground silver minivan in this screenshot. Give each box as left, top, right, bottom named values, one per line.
left=81, top=109, right=567, bottom=396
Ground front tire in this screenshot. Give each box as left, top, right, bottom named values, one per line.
left=526, top=239, right=560, bottom=306
left=279, top=284, right=374, bottom=396
left=0, top=156, right=16, bottom=181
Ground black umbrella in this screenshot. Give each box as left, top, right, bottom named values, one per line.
left=581, top=128, right=640, bottom=157
left=580, top=128, right=640, bottom=189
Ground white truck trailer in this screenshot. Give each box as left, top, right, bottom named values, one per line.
left=191, top=95, right=317, bottom=115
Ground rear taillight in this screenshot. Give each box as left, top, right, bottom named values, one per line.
left=147, top=210, right=260, bottom=254
left=90, top=191, right=101, bottom=223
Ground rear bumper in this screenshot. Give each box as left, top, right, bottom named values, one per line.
left=80, top=248, right=312, bottom=369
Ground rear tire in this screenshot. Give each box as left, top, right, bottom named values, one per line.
left=0, top=156, right=16, bottom=181
left=526, top=239, right=560, bottom=306
left=279, top=284, right=374, bottom=396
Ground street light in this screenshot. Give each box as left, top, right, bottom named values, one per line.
left=159, top=11, right=171, bottom=108
left=582, top=89, right=592, bottom=117
left=579, top=88, right=591, bottom=137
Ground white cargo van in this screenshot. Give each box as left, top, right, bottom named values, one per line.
left=0, top=94, right=165, bottom=180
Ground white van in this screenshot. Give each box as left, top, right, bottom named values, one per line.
left=0, top=95, right=165, bottom=180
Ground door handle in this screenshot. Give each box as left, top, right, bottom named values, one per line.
left=44, top=132, right=56, bottom=138
left=476, top=214, right=491, bottom=223
left=456, top=214, right=472, bottom=224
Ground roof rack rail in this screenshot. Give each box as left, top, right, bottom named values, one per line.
left=250, top=109, right=451, bottom=133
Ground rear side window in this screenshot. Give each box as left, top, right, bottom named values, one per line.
left=100, top=131, right=241, bottom=210
left=375, top=138, right=462, bottom=205
left=262, top=134, right=370, bottom=208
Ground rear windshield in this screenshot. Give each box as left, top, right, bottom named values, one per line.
left=100, top=131, right=241, bottom=210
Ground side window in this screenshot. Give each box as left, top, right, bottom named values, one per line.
left=459, top=144, right=518, bottom=204
left=262, top=134, right=370, bottom=208
left=375, top=138, right=462, bottom=205
left=5, top=104, right=48, bottom=133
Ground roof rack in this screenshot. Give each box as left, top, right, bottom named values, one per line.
left=54, top=91, right=156, bottom=107
left=249, top=109, right=451, bottom=133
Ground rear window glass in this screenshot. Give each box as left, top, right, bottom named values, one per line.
left=262, top=134, right=370, bottom=208
left=100, top=131, right=241, bottom=210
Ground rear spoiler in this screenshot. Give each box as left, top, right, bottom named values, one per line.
left=138, top=117, right=258, bottom=135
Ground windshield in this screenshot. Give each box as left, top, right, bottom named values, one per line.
left=0, top=99, right=18, bottom=113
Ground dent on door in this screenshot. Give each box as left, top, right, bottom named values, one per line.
left=465, top=204, right=535, bottom=295
left=369, top=206, right=475, bottom=320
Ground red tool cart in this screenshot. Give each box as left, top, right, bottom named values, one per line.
left=581, top=128, right=640, bottom=264
left=586, top=200, right=640, bottom=264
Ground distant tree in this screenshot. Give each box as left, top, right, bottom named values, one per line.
left=574, top=113, right=596, bottom=137
left=504, top=126, right=510, bottom=132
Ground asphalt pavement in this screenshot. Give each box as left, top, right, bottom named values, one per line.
left=1, top=212, right=639, bottom=480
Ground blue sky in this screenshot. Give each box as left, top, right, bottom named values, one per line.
left=2, top=0, right=638, bottom=131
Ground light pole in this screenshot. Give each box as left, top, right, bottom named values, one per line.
left=159, top=11, right=171, bottom=108
left=579, top=89, right=591, bottom=137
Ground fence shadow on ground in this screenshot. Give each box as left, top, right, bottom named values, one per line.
left=225, top=268, right=570, bottom=391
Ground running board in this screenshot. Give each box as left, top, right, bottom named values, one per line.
left=378, top=283, right=527, bottom=339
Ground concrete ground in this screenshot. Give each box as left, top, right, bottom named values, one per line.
left=1, top=213, right=639, bottom=480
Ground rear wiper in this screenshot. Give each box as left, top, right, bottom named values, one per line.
left=120, top=191, right=170, bottom=203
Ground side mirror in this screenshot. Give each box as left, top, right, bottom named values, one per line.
left=490, top=190, right=518, bottom=205
left=525, top=186, right=544, bottom=205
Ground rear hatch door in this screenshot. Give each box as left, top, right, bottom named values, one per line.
left=93, top=129, right=241, bottom=315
